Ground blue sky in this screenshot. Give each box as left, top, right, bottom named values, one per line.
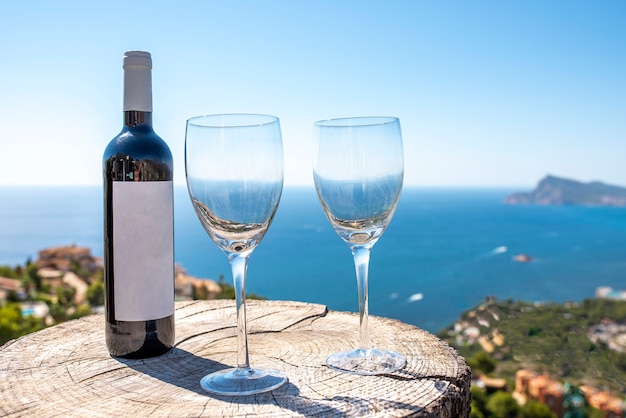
left=0, top=1, right=624, bottom=188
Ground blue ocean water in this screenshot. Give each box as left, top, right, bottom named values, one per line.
left=1, top=186, right=626, bottom=333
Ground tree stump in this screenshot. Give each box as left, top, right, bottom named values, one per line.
left=0, top=300, right=471, bottom=417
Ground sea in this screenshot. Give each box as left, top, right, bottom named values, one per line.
left=1, top=186, right=626, bottom=333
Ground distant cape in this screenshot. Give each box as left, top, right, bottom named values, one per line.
left=504, top=175, right=626, bottom=206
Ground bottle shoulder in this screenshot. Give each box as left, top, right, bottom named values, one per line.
left=103, top=127, right=172, bottom=163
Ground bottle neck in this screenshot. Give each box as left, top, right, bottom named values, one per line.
left=124, top=111, right=153, bottom=128
left=123, top=66, right=152, bottom=113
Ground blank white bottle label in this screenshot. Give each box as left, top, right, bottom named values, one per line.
left=113, top=181, right=174, bottom=321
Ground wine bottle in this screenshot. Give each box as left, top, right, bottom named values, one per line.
left=102, top=51, right=175, bottom=358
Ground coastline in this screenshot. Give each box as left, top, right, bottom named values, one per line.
left=2, top=186, right=626, bottom=334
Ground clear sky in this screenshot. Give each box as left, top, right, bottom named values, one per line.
left=1, top=1, right=624, bottom=188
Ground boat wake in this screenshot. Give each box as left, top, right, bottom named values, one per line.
left=477, top=245, right=508, bottom=259
left=407, top=293, right=424, bottom=303
left=491, top=245, right=508, bottom=255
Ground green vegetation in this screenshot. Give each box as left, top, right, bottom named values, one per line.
left=1, top=260, right=265, bottom=346
left=0, top=260, right=98, bottom=344
left=470, top=384, right=605, bottom=418
left=213, top=274, right=266, bottom=301
left=87, top=274, right=104, bottom=306
left=0, top=265, right=20, bottom=279
left=471, top=387, right=580, bottom=418
left=519, top=399, right=557, bottom=418
left=0, top=302, right=44, bottom=344
left=468, top=350, right=497, bottom=375
left=484, top=391, right=520, bottom=418
left=440, top=298, right=626, bottom=417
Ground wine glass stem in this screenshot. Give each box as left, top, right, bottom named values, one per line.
left=229, top=254, right=251, bottom=370
left=352, top=246, right=371, bottom=351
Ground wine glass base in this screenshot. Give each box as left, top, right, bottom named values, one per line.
left=326, top=348, right=406, bottom=375
left=200, top=367, right=287, bottom=396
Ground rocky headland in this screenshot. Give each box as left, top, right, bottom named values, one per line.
left=505, top=175, right=626, bottom=206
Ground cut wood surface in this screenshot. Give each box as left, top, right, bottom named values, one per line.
left=0, top=300, right=471, bottom=417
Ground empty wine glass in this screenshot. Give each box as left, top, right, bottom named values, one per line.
left=313, top=116, right=406, bottom=375
left=185, top=114, right=287, bottom=395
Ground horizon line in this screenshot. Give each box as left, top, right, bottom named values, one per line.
left=0, top=183, right=530, bottom=189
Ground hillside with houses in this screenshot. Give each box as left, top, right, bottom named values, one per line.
left=0, top=244, right=231, bottom=344
left=2, top=245, right=625, bottom=417
left=442, top=297, right=626, bottom=417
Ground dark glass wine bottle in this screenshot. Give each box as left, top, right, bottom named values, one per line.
left=102, top=51, right=175, bottom=358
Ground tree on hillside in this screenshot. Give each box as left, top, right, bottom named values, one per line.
left=0, top=265, right=19, bottom=278
left=87, top=279, right=104, bottom=306
left=56, top=286, right=76, bottom=306
left=469, top=351, right=496, bottom=374
left=470, top=386, right=488, bottom=418
left=25, top=263, right=42, bottom=290
left=0, top=302, right=44, bottom=344
left=520, top=400, right=556, bottom=418
left=485, top=391, right=520, bottom=418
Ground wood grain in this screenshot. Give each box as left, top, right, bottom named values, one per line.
left=0, top=300, right=471, bottom=417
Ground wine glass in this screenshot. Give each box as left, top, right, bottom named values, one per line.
left=185, top=114, right=287, bottom=395
left=313, top=116, right=406, bottom=375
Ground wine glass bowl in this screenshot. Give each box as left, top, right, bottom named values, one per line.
left=313, top=116, right=406, bottom=375
left=185, top=114, right=287, bottom=395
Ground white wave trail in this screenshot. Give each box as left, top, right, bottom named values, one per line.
left=476, top=245, right=509, bottom=260
left=492, top=245, right=508, bottom=254
left=407, top=293, right=424, bottom=303
left=475, top=245, right=508, bottom=260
